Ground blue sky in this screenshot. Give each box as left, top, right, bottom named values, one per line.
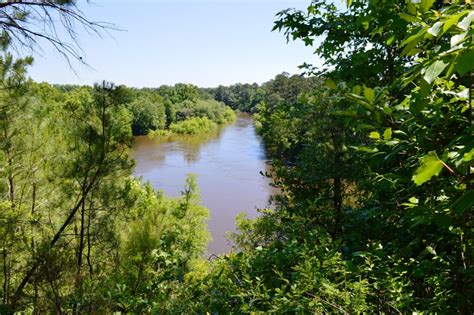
left=25, top=0, right=323, bottom=88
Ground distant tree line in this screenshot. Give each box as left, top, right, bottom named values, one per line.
left=50, top=83, right=236, bottom=136
left=202, top=73, right=320, bottom=114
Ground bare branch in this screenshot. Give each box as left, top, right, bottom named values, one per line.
left=0, top=0, right=118, bottom=66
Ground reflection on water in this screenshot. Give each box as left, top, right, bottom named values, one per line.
left=131, top=113, right=273, bottom=254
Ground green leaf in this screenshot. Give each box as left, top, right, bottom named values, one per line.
left=407, top=1, right=417, bottom=15
left=442, top=12, right=466, bottom=34
left=364, top=86, right=375, bottom=103
left=400, top=13, right=421, bottom=23
left=352, top=251, right=368, bottom=258
left=386, top=34, right=396, bottom=45
left=383, top=128, right=392, bottom=141
left=456, top=49, right=474, bottom=76
left=325, top=78, right=337, bottom=90
left=463, top=148, right=474, bottom=162
left=423, top=60, right=448, bottom=84
left=303, top=37, right=314, bottom=46
left=451, top=190, right=474, bottom=217
left=426, top=246, right=437, bottom=256
left=433, top=214, right=452, bottom=229
left=352, top=85, right=361, bottom=95
left=401, top=28, right=427, bottom=47
left=348, top=94, right=374, bottom=111
left=445, top=59, right=457, bottom=78
left=421, top=0, right=436, bottom=12
left=401, top=28, right=428, bottom=55
left=412, top=151, right=444, bottom=186
left=369, top=131, right=380, bottom=140
left=362, top=20, right=370, bottom=30
left=355, top=146, right=378, bottom=153
left=420, top=77, right=432, bottom=96
left=333, top=110, right=359, bottom=118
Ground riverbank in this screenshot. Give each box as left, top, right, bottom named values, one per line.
left=132, top=113, right=273, bottom=254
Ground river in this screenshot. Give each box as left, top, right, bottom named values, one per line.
left=131, top=113, right=273, bottom=254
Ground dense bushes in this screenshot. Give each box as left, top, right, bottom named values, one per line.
left=0, top=65, right=212, bottom=312
left=126, top=85, right=235, bottom=136
left=128, top=94, right=166, bottom=135
left=203, top=73, right=320, bottom=114
left=173, top=99, right=236, bottom=125
left=46, top=83, right=236, bottom=136
left=169, top=117, right=217, bottom=135
left=203, top=83, right=265, bottom=113
left=105, top=176, right=210, bottom=313
left=187, top=0, right=474, bottom=313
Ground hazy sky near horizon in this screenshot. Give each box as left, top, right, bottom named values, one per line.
left=24, top=0, right=323, bottom=88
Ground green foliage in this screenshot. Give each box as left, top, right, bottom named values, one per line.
left=117, top=83, right=237, bottom=137
left=169, top=117, right=218, bottom=135
left=105, top=176, right=210, bottom=313
left=180, top=235, right=372, bottom=313
left=158, top=83, right=200, bottom=104
left=274, top=0, right=411, bottom=85
left=173, top=0, right=473, bottom=313
left=246, top=0, right=474, bottom=313
left=174, top=99, right=236, bottom=124
left=2, top=0, right=474, bottom=313
left=127, top=94, right=166, bottom=135
left=205, top=82, right=265, bottom=113
left=412, top=151, right=444, bottom=185
left=253, top=74, right=325, bottom=155
left=0, top=53, right=213, bottom=312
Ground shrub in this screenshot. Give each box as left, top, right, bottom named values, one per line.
left=169, top=117, right=218, bottom=135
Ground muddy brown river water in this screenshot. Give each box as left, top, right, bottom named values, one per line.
left=131, top=113, right=273, bottom=254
